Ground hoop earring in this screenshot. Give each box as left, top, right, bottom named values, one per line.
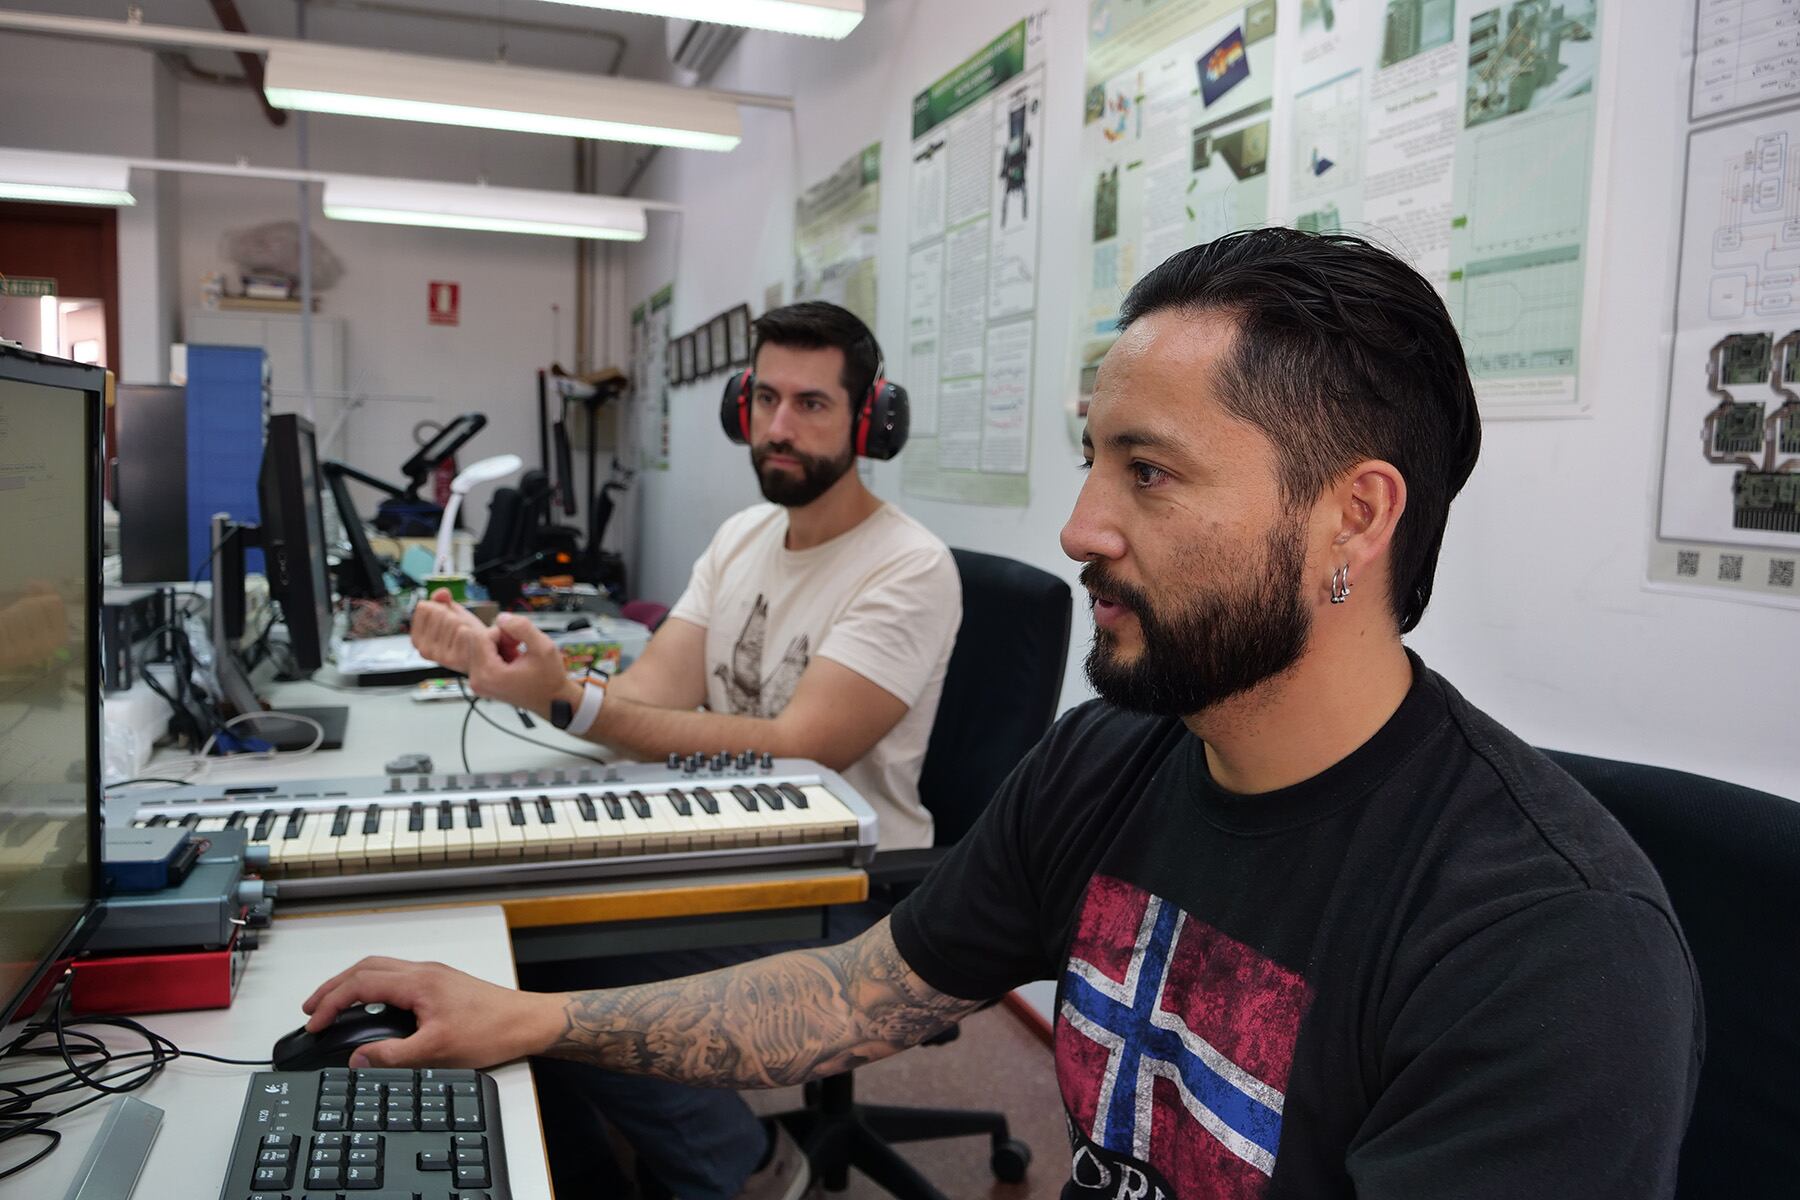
left=1329, top=564, right=1352, bottom=605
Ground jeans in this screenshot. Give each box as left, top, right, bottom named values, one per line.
left=519, top=898, right=892, bottom=1199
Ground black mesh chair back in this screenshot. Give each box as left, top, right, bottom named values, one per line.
left=1543, top=750, right=1800, bottom=1199
left=917, top=549, right=1072, bottom=847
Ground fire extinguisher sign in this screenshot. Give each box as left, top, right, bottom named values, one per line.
left=429, top=281, right=460, bottom=326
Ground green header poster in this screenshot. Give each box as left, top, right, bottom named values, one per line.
left=901, top=14, right=1048, bottom=509
left=794, top=143, right=881, bottom=327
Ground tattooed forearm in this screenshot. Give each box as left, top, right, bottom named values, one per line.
left=542, top=918, right=983, bottom=1088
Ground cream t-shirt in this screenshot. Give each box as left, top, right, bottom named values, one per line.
left=668, top=502, right=961, bottom=850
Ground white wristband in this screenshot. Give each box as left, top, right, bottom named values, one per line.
left=565, top=682, right=606, bottom=736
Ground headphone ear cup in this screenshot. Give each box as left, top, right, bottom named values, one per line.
left=858, top=380, right=910, bottom=460
left=719, top=371, right=753, bottom=445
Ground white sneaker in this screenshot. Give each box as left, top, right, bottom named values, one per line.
left=733, top=1123, right=810, bottom=1200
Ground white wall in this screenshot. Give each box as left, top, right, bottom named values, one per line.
left=622, top=0, right=1798, bottom=802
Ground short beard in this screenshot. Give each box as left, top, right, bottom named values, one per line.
left=1082, top=512, right=1312, bottom=717
left=752, top=440, right=854, bottom=507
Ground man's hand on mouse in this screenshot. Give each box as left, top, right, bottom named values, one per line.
left=301, top=956, right=564, bottom=1069
left=408, top=589, right=487, bottom=674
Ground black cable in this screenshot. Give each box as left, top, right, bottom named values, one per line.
left=0, top=975, right=269, bottom=1182
left=454, top=677, right=607, bottom=766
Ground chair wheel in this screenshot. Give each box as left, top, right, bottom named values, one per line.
left=990, top=1138, right=1031, bottom=1183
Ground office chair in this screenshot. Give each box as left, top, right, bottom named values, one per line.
left=772, top=549, right=1073, bottom=1199
left=1542, top=750, right=1800, bottom=1199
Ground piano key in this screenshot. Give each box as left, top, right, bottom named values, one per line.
left=729, top=785, right=758, bottom=814
left=442, top=799, right=474, bottom=862
left=177, top=813, right=201, bottom=829
left=515, top=797, right=551, bottom=860
left=361, top=805, right=397, bottom=868
left=464, top=798, right=500, bottom=863
left=625, top=790, right=652, bottom=820
left=284, top=807, right=306, bottom=838
left=331, top=805, right=370, bottom=873
left=330, top=806, right=351, bottom=838
left=665, top=787, right=692, bottom=817
left=195, top=815, right=231, bottom=831
left=560, top=796, right=607, bottom=858
left=408, top=802, right=425, bottom=833
left=252, top=809, right=277, bottom=841
left=691, top=786, right=720, bottom=816
left=491, top=801, right=525, bottom=860
left=536, top=797, right=582, bottom=860
left=753, top=784, right=785, bottom=812
left=392, top=802, right=424, bottom=865
left=416, top=801, right=448, bottom=864
left=437, top=801, right=454, bottom=831
left=777, top=782, right=809, bottom=810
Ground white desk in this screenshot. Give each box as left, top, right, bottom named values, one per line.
left=140, top=673, right=593, bottom=789
left=0, top=906, right=552, bottom=1200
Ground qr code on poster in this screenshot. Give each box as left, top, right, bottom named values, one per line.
left=1676, top=550, right=1700, bottom=577
left=1718, top=554, right=1745, bottom=582
left=1771, top=559, right=1796, bottom=588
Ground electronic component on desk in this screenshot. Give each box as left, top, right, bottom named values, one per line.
left=124, top=759, right=878, bottom=901
left=102, top=825, right=204, bottom=892
left=89, top=829, right=275, bottom=954
left=219, top=1066, right=513, bottom=1198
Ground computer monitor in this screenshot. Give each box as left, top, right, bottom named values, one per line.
left=0, top=344, right=105, bottom=1025
left=260, top=415, right=335, bottom=670
left=320, top=460, right=396, bottom=600
left=209, top=414, right=349, bottom=752
left=114, top=383, right=190, bottom=584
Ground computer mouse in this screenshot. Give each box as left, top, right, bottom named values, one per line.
left=271, top=1002, right=418, bottom=1071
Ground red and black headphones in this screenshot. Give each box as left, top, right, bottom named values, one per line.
left=719, top=331, right=911, bottom=461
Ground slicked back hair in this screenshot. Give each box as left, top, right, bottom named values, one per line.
left=1118, top=228, right=1482, bottom=633
left=751, top=301, right=880, bottom=409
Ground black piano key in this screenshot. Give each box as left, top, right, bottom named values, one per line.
left=178, top=812, right=201, bottom=829
left=626, top=790, right=651, bottom=819
left=284, top=807, right=306, bottom=838
left=253, top=809, right=276, bottom=840
left=535, top=796, right=555, bottom=824
left=507, top=797, right=526, bottom=827
left=330, top=806, right=351, bottom=838
left=599, top=792, right=624, bottom=821
left=144, top=814, right=167, bottom=827
left=362, top=803, right=382, bottom=836
left=408, top=802, right=425, bottom=833
left=575, top=793, right=596, bottom=822
left=753, top=784, right=784, bottom=811
left=777, top=782, right=809, bottom=810
left=437, top=800, right=454, bottom=831
left=692, top=786, right=719, bottom=815
left=666, top=788, right=692, bottom=817
left=227, top=810, right=248, bottom=829
left=730, top=785, right=758, bottom=813
left=466, top=799, right=482, bottom=829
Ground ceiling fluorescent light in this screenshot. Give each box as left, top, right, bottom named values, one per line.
left=531, top=0, right=864, bottom=39
left=0, top=148, right=134, bottom=207
left=265, top=43, right=741, bottom=151
left=322, top=176, right=649, bottom=241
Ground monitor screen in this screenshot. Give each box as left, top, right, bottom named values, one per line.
left=259, top=414, right=335, bottom=671
left=0, top=349, right=102, bottom=1025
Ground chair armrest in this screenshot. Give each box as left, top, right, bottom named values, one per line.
left=867, top=847, right=946, bottom=889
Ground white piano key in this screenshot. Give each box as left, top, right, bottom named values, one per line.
left=416, top=802, right=449, bottom=865
left=463, top=800, right=501, bottom=862
left=536, top=796, right=582, bottom=860
left=561, top=795, right=607, bottom=858
left=361, top=805, right=397, bottom=868
left=442, top=801, right=474, bottom=862
left=491, top=800, right=526, bottom=860
left=392, top=803, right=424, bottom=865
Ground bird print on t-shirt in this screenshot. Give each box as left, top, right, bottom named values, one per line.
left=715, top=594, right=810, bottom=718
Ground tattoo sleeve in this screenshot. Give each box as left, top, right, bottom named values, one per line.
left=543, top=918, right=985, bottom=1087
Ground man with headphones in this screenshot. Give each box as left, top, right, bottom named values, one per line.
left=408, top=300, right=960, bottom=1199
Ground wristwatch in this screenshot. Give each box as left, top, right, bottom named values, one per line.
left=550, top=683, right=605, bottom=736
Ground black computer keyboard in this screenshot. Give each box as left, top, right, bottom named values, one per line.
left=219, top=1066, right=512, bottom=1199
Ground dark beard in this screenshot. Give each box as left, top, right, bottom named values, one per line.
left=752, top=440, right=854, bottom=507
left=1081, top=514, right=1312, bottom=717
